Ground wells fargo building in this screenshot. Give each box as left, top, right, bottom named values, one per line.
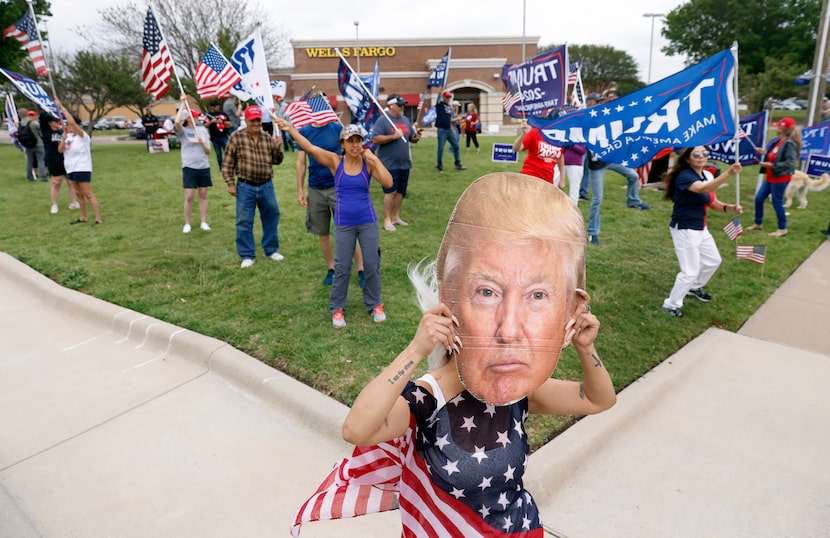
left=279, top=36, right=539, bottom=132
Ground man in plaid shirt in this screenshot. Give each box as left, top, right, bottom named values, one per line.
left=222, top=105, right=285, bottom=268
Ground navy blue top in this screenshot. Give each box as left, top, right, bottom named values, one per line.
left=670, top=168, right=713, bottom=230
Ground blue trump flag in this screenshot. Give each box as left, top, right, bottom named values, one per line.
left=800, top=121, right=830, bottom=160
left=529, top=48, right=737, bottom=167
left=427, top=49, right=451, bottom=88
left=337, top=57, right=379, bottom=131
left=706, top=110, right=767, bottom=165
left=501, top=45, right=567, bottom=118
left=0, top=68, right=59, bottom=118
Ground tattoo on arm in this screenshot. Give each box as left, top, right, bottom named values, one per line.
left=592, top=353, right=603, bottom=368
left=578, top=382, right=585, bottom=400
left=387, top=360, right=416, bottom=384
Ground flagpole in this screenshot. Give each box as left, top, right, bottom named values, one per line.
left=334, top=48, right=398, bottom=133
left=26, top=0, right=56, bottom=97
left=731, top=42, right=741, bottom=205
left=148, top=2, right=194, bottom=119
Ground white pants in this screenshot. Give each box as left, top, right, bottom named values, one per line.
left=663, top=226, right=722, bottom=309
left=566, top=164, right=584, bottom=205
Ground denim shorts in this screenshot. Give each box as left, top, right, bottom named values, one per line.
left=67, top=171, right=91, bottom=183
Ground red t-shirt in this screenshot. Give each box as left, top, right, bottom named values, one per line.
left=765, top=140, right=792, bottom=184
left=463, top=113, right=478, bottom=133
left=519, top=128, right=563, bottom=183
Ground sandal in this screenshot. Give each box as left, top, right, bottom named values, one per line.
left=93, top=220, right=104, bottom=225
left=768, top=229, right=787, bottom=237
left=393, top=220, right=409, bottom=227
left=70, top=219, right=88, bottom=225
left=748, top=224, right=763, bottom=231
left=383, top=224, right=396, bottom=232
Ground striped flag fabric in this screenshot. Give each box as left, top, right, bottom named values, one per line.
left=284, top=95, right=339, bottom=129
left=737, top=245, right=766, bottom=264
left=5, top=93, right=23, bottom=152
left=194, top=45, right=241, bottom=99
left=501, top=82, right=522, bottom=113
left=2, top=10, right=48, bottom=77
left=567, top=61, right=581, bottom=85
left=140, top=7, right=174, bottom=100
left=723, top=217, right=743, bottom=241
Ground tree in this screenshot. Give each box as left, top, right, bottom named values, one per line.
left=662, top=0, right=820, bottom=75
left=83, top=0, right=290, bottom=78
left=0, top=0, right=53, bottom=77
left=57, top=50, right=149, bottom=134
left=560, top=44, right=643, bottom=95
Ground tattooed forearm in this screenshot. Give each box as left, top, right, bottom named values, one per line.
left=578, top=382, right=585, bottom=400
left=592, top=353, right=603, bottom=368
left=388, top=360, right=416, bottom=384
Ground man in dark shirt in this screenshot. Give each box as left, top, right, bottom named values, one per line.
left=221, top=105, right=285, bottom=268
left=434, top=91, right=466, bottom=172
left=141, top=107, right=160, bottom=151
left=204, top=99, right=230, bottom=168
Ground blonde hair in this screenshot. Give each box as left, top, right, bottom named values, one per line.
left=410, top=172, right=586, bottom=371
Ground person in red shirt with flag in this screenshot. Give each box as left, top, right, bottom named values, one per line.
left=512, top=112, right=565, bottom=188
left=749, top=117, right=801, bottom=237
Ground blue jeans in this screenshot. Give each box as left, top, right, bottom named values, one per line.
left=211, top=137, right=228, bottom=169
left=607, top=163, right=643, bottom=206
left=754, top=180, right=789, bottom=230
left=587, top=167, right=606, bottom=237
left=26, top=146, right=47, bottom=181
left=436, top=127, right=461, bottom=169
left=235, top=180, right=280, bottom=259
left=579, top=154, right=591, bottom=198
left=330, top=222, right=381, bottom=314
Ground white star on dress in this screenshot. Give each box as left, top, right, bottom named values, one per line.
left=479, top=505, right=491, bottom=518
left=472, top=445, right=488, bottom=463
left=435, top=434, right=450, bottom=451
left=411, top=387, right=427, bottom=404
left=443, top=459, right=460, bottom=476
left=497, top=492, right=509, bottom=509
left=449, top=393, right=465, bottom=406
left=513, top=419, right=524, bottom=438
left=450, top=487, right=465, bottom=499
left=483, top=404, right=497, bottom=417
left=461, top=416, right=477, bottom=432
left=477, top=476, right=493, bottom=490
left=496, top=430, right=511, bottom=447
left=503, top=464, right=516, bottom=482
left=502, top=515, right=513, bottom=531
left=522, top=516, right=532, bottom=530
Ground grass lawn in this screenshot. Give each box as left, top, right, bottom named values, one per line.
left=1, top=129, right=828, bottom=450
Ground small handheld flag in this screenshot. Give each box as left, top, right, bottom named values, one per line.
left=723, top=217, right=743, bottom=241
left=737, top=245, right=766, bottom=264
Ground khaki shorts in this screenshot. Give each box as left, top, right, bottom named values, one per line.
left=306, top=186, right=336, bottom=235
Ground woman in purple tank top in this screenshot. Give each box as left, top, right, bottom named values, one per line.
left=276, top=119, right=393, bottom=328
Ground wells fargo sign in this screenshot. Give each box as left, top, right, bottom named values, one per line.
left=305, top=47, right=396, bottom=59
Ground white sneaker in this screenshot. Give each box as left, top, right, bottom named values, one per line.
left=200, top=222, right=211, bottom=231
left=182, top=224, right=192, bottom=234
left=268, top=252, right=285, bottom=261
left=240, top=258, right=255, bottom=268
left=68, top=201, right=80, bottom=209
left=50, top=204, right=58, bottom=214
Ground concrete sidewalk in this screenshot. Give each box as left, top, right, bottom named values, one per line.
left=1, top=243, right=829, bottom=537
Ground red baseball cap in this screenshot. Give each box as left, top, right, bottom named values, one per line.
left=27, top=110, right=36, bottom=116
left=442, top=91, right=452, bottom=98
left=774, top=117, right=796, bottom=129
left=244, top=106, right=262, bottom=120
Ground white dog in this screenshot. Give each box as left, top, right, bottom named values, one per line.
left=784, top=171, right=829, bottom=209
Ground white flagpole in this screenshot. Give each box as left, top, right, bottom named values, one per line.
left=25, top=0, right=56, bottom=97
left=334, top=48, right=401, bottom=140
left=731, top=41, right=741, bottom=204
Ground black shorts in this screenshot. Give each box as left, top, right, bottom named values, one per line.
left=67, top=171, right=91, bottom=183
left=46, top=159, right=66, bottom=177
left=382, top=168, right=410, bottom=195
left=182, top=167, right=213, bottom=189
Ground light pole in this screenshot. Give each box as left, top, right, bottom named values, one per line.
left=643, top=13, right=665, bottom=84
left=354, top=21, right=360, bottom=75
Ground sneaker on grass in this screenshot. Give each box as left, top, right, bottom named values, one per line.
left=50, top=204, right=58, bottom=214
left=200, top=222, right=211, bottom=231
left=332, top=308, right=346, bottom=329
left=68, top=201, right=80, bottom=210
left=686, top=288, right=711, bottom=302
left=183, top=224, right=191, bottom=234
left=268, top=252, right=285, bottom=261
left=661, top=306, right=683, bottom=318
left=240, top=258, right=255, bottom=269
left=372, top=303, right=387, bottom=323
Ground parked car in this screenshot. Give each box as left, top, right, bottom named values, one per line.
left=102, top=116, right=129, bottom=129
left=93, top=120, right=110, bottom=130
left=128, top=119, right=146, bottom=139
left=779, top=98, right=804, bottom=110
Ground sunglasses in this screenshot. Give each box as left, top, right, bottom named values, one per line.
left=691, top=150, right=709, bottom=158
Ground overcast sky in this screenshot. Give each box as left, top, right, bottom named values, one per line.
left=46, top=0, right=688, bottom=84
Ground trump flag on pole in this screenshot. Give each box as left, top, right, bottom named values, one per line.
left=529, top=48, right=737, bottom=167
left=501, top=45, right=567, bottom=118
left=2, top=10, right=48, bottom=77
left=0, top=68, right=59, bottom=118
left=427, top=49, right=451, bottom=89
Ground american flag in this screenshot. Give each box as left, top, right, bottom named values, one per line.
left=194, top=45, right=240, bottom=99
left=140, top=7, right=174, bottom=100
left=567, top=61, right=581, bottom=85
left=737, top=245, right=766, bottom=264
left=2, top=10, right=48, bottom=77
left=291, top=384, right=544, bottom=537
left=284, top=96, right=339, bottom=129
left=501, top=83, right=522, bottom=113
left=723, top=217, right=743, bottom=241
